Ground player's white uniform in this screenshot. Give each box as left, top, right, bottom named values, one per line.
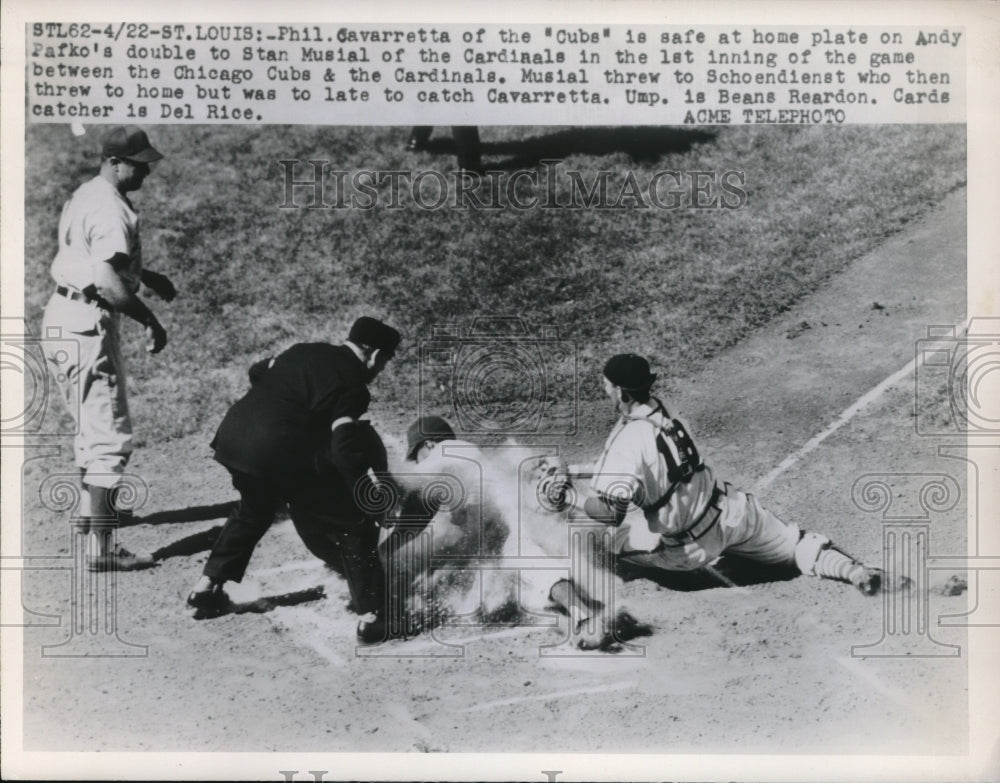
left=385, top=439, right=567, bottom=620
left=41, top=175, right=142, bottom=489
left=591, top=398, right=801, bottom=572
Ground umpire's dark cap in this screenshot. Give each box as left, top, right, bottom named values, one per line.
left=102, top=126, right=163, bottom=163
left=348, top=317, right=401, bottom=356
left=406, top=415, right=455, bottom=461
left=603, top=353, right=658, bottom=390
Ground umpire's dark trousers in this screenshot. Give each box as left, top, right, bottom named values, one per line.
left=204, top=470, right=386, bottom=616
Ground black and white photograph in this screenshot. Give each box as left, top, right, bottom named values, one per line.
left=2, top=2, right=998, bottom=781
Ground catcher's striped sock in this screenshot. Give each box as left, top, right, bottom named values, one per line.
left=813, top=547, right=865, bottom=584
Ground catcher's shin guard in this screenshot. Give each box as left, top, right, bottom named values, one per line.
left=795, top=531, right=878, bottom=592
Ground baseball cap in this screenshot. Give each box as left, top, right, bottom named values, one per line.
left=603, top=353, right=658, bottom=390
left=406, top=415, right=455, bottom=461
left=102, top=126, right=164, bottom=163
left=348, top=316, right=401, bottom=357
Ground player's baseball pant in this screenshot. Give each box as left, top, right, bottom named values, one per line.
left=41, top=295, right=132, bottom=488
left=619, top=486, right=800, bottom=572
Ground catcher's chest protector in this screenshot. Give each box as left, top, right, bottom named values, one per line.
left=625, top=414, right=704, bottom=512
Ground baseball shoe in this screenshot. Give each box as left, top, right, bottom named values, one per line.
left=85, top=545, right=156, bottom=572
left=356, top=611, right=420, bottom=644
left=850, top=565, right=914, bottom=596
left=851, top=566, right=882, bottom=596
left=573, top=607, right=611, bottom=650
left=356, top=611, right=388, bottom=645
left=187, top=583, right=232, bottom=618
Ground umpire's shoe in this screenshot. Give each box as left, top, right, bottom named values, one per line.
left=187, top=582, right=232, bottom=619
left=356, top=611, right=389, bottom=645
left=356, top=610, right=420, bottom=644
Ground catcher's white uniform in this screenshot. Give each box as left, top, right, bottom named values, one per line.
left=592, top=398, right=803, bottom=572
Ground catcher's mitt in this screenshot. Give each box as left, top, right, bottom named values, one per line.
left=530, top=456, right=573, bottom=512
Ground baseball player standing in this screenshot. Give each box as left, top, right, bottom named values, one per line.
left=580, top=353, right=895, bottom=596
left=40, top=126, right=176, bottom=571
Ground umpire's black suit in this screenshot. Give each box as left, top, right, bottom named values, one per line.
left=204, top=343, right=385, bottom=615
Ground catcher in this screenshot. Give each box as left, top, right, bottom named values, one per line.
left=566, top=353, right=901, bottom=601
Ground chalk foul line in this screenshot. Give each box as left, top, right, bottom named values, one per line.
left=752, top=318, right=968, bottom=494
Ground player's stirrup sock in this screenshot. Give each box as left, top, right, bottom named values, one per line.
left=813, top=546, right=865, bottom=583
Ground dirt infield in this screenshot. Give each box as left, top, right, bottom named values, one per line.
left=14, top=186, right=971, bottom=766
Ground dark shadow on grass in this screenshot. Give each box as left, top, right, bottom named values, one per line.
left=191, top=586, right=326, bottom=620
left=123, top=502, right=237, bottom=527
left=616, top=555, right=800, bottom=591
left=482, top=127, right=718, bottom=169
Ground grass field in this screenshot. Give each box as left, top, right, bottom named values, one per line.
left=24, top=124, right=965, bottom=444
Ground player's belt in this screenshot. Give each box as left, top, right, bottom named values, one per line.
left=659, top=482, right=726, bottom=547
left=55, top=285, right=91, bottom=303
left=55, top=284, right=111, bottom=309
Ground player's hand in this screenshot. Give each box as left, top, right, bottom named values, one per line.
left=143, top=270, right=177, bottom=302
left=145, top=320, right=168, bottom=354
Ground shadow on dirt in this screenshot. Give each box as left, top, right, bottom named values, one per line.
left=124, top=502, right=237, bottom=527
left=617, top=556, right=800, bottom=592
left=191, top=586, right=326, bottom=621
left=151, top=525, right=222, bottom=561
left=491, top=127, right=716, bottom=168
left=420, top=126, right=717, bottom=169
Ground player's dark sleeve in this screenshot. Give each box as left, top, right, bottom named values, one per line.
left=584, top=494, right=629, bottom=526
left=105, top=251, right=133, bottom=273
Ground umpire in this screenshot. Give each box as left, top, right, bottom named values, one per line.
left=187, top=316, right=401, bottom=643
